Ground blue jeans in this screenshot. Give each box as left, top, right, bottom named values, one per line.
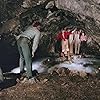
left=17, top=37, right=32, bottom=78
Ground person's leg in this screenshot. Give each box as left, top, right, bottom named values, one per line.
left=65, top=39, right=70, bottom=60
left=55, top=40, right=61, bottom=53
left=77, top=42, right=81, bottom=54
left=17, top=40, right=25, bottom=73
left=63, top=40, right=67, bottom=56
left=83, top=41, right=87, bottom=54
left=20, top=38, right=32, bottom=79
left=69, top=42, right=73, bottom=55
left=61, top=40, right=66, bottom=60
left=64, top=40, right=68, bottom=55
left=81, top=41, right=87, bottom=56
left=69, top=42, right=74, bottom=62
left=75, top=42, right=77, bottom=55
left=61, top=40, right=65, bottom=53
left=62, top=40, right=66, bottom=56
left=80, top=41, right=83, bottom=55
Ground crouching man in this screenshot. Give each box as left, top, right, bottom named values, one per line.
left=16, top=21, right=41, bottom=83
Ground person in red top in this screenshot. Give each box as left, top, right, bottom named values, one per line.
left=69, top=28, right=77, bottom=56
left=61, top=27, right=71, bottom=61
left=56, top=30, right=62, bottom=41
left=55, top=30, right=62, bottom=54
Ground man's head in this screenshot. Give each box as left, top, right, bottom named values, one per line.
left=32, top=22, right=41, bottom=30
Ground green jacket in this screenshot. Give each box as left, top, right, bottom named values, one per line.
left=17, top=25, right=41, bottom=53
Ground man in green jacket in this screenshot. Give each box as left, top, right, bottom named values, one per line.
left=17, top=22, right=41, bottom=83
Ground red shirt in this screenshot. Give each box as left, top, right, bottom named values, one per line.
left=56, top=31, right=71, bottom=41
left=56, top=32, right=62, bottom=41
left=62, top=31, right=71, bottom=40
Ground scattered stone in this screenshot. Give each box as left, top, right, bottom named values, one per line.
left=48, top=66, right=59, bottom=75
left=69, top=70, right=87, bottom=78
left=56, top=67, right=70, bottom=76
left=41, top=78, right=48, bottom=84
left=89, top=69, right=99, bottom=77
left=79, top=71, right=87, bottom=78
left=69, top=70, right=79, bottom=76
left=48, top=66, right=70, bottom=77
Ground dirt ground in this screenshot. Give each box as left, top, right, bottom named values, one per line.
left=0, top=72, right=100, bottom=100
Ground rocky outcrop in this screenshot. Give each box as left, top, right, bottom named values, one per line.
left=91, top=34, right=100, bottom=47
left=56, top=0, right=100, bottom=26
left=47, top=65, right=99, bottom=78
left=0, top=0, right=100, bottom=35
left=56, top=0, right=100, bottom=34
left=0, top=18, right=20, bottom=34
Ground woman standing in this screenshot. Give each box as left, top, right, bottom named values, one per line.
left=69, top=28, right=77, bottom=56
left=80, top=32, right=87, bottom=56
left=61, top=27, right=71, bottom=60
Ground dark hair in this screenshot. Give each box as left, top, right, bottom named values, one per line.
left=33, top=22, right=41, bottom=27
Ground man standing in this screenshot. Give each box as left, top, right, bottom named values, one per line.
left=74, top=29, right=81, bottom=55
left=16, top=21, right=41, bottom=82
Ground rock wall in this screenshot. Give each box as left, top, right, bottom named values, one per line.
left=56, top=0, right=100, bottom=26
left=56, top=0, right=100, bottom=35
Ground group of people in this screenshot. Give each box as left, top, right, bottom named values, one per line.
left=56, top=27, right=87, bottom=61
left=0, top=21, right=88, bottom=84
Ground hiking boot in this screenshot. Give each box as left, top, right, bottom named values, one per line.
left=21, top=77, right=29, bottom=83
left=20, top=77, right=39, bottom=84
left=28, top=77, right=36, bottom=84
left=20, top=70, right=26, bottom=77
left=29, top=77, right=40, bottom=83
left=16, top=73, right=26, bottom=83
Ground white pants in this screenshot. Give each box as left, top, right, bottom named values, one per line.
left=62, top=39, right=69, bottom=55
left=74, top=41, right=80, bottom=54
left=69, top=34, right=74, bottom=55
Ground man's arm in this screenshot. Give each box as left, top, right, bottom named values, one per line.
left=32, top=32, right=40, bottom=57
left=71, top=28, right=77, bottom=33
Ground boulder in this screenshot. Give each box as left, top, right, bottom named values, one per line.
left=56, top=67, right=70, bottom=76
left=48, top=66, right=70, bottom=76
left=69, top=69, right=88, bottom=78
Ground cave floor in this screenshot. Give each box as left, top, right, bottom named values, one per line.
left=0, top=72, right=100, bottom=100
